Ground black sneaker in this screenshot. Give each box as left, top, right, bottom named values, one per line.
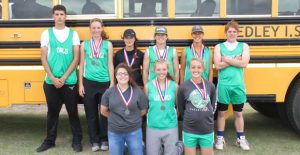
left=36, top=142, right=55, bottom=152
left=72, top=143, right=83, bottom=152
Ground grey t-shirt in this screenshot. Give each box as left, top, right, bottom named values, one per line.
left=178, top=79, right=216, bottom=134
left=101, top=85, right=148, bottom=133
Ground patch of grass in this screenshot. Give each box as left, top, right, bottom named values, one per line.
left=0, top=105, right=299, bottom=155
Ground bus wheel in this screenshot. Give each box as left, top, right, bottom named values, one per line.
left=286, top=78, right=300, bottom=134
left=249, top=102, right=279, bottom=118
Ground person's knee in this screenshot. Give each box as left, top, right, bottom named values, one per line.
left=234, top=111, right=243, bottom=118
left=201, top=148, right=214, bottom=155
left=218, top=111, right=227, bottom=118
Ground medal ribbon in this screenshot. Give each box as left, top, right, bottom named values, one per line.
left=154, top=45, right=168, bottom=60
left=191, top=44, right=204, bottom=58
left=191, top=78, right=207, bottom=100
left=155, top=78, right=168, bottom=103
left=90, top=38, right=103, bottom=59
left=123, top=48, right=137, bottom=67
left=117, top=85, right=133, bottom=108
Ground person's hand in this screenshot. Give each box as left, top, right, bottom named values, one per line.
left=109, top=82, right=114, bottom=88
left=79, top=84, right=85, bottom=97
left=235, top=55, right=242, bottom=60
left=51, top=77, right=63, bottom=88
left=221, top=56, right=230, bottom=63
left=59, top=76, right=66, bottom=85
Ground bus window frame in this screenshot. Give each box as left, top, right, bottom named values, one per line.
left=278, top=15, right=300, bottom=17
left=6, top=1, right=53, bottom=20
left=174, top=0, right=220, bottom=18
left=59, top=0, right=117, bottom=19
left=0, top=2, right=2, bottom=20
left=226, top=0, right=273, bottom=17
left=67, top=14, right=117, bottom=20
left=277, top=0, right=300, bottom=17
left=226, top=15, right=272, bottom=18
left=123, top=0, right=169, bottom=18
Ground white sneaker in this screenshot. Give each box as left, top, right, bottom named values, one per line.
left=215, top=136, right=225, bottom=150
left=100, top=141, right=109, bottom=151
left=91, top=143, right=100, bottom=152
left=235, top=136, right=250, bottom=150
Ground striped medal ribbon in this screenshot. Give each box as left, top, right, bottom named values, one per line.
left=154, top=45, right=168, bottom=60
left=191, top=43, right=204, bottom=58
left=90, top=38, right=103, bottom=59
left=116, top=85, right=133, bottom=115
left=190, top=78, right=207, bottom=103
left=155, top=78, right=168, bottom=111
left=123, top=48, right=137, bottom=67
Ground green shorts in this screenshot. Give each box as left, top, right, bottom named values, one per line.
left=183, top=131, right=214, bottom=148
left=217, top=84, right=246, bottom=104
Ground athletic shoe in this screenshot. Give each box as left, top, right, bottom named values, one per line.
left=36, top=142, right=55, bottom=152
left=92, top=143, right=100, bottom=152
left=100, top=141, right=109, bottom=151
left=72, top=143, right=82, bottom=152
left=215, top=136, right=225, bottom=150
left=235, top=136, right=250, bottom=150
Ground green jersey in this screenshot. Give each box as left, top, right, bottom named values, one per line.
left=45, top=28, right=77, bottom=85
left=148, top=46, right=175, bottom=81
left=147, top=80, right=178, bottom=129
left=218, top=42, right=245, bottom=86
left=184, top=46, right=211, bottom=81
left=83, top=40, right=110, bottom=82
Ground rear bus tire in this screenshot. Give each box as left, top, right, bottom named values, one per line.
left=286, top=77, right=300, bottom=134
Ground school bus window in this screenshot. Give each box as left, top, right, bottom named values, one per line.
left=0, top=1, right=2, bottom=19
left=175, top=0, right=220, bottom=17
left=124, top=0, right=167, bottom=17
left=278, top=0, right=300, bottom=16
left=61, top=0, right=115, bottom=15
left=9, top=0, right=52, bottom=19
left=227, top=0, right=271, bottom=15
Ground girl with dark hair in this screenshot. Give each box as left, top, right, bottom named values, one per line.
left=144, top=59, right=179, bottom=155
left=78, top=18, right=114, bottom=152
left=113, top=29, right=144, bottom=86
left=100, top=63, right=148, bottom=155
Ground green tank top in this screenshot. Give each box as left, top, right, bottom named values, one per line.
left=218, top=42, right=245, bottom=86
left=184, top=46, right=211, bottom=81
left=45, top=28, right=77, bottom=85
left=147, top=80, right=178, bottom=129
left=83, top=40, right=110, bottom=82
left=148, top=46, right=175, bottom=81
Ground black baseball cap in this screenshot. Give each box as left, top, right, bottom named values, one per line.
left=123, top=29, right=136, bottom=37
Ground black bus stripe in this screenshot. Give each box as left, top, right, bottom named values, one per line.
left=0, top=56, right=300, bottom=65
left=0, top=18, right=300, bottom=27
left=1, top=38, right=300, bottom=48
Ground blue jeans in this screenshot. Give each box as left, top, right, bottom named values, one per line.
left=108, top=128, right=144, bottom=155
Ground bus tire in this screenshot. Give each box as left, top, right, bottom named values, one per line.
left=286, top=77, right=300, bottom=134
left=249, top=102, right=279, bottom=118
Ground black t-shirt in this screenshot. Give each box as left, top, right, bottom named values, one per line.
left=113, top=49, right=144, bottom=86
left=178, top=79, right=216, bottom=134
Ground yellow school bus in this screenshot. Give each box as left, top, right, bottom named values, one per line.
left=0, top=0, right=299, bottom=133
